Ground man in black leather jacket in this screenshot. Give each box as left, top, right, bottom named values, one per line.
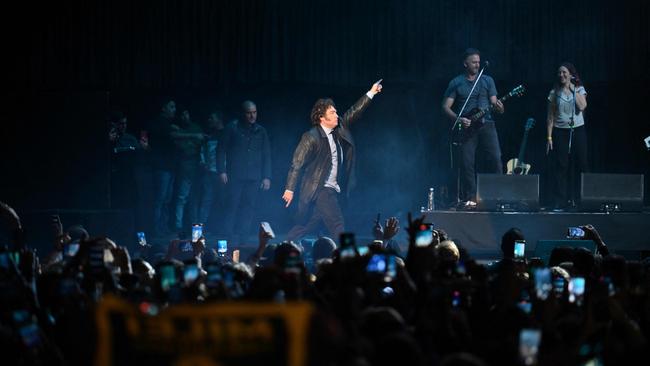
left=282, top=80, right=383, bottom=241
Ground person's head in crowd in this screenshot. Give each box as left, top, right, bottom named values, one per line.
left=131, top=258, right=156, bottom=288
left=312, top=236, right=336, bottom=262
left=66, top=224, right=89, bottom=243
left=159, top=97, right=176, bottom=120
left=572, top=246, right=596, bottom=277
left=601, top=254, right=628, bottom=290
left=273, top=241, right=304, bottom=270
left=258, top=243, right=277, bottom=268
left=435, top=240, right=460, bottom=264
left=241, top=100, right=257, bottom=125
left=439, top=352, right=488, bottom=366
left=206, top=111, right=224, bottom=134
left=176, top=105, right=191, bottom=126
left=548, top=246, right=575, bottom=267
left=500, top=227, right=524, bottom=259
left=108, top=110, right=127, bottom=134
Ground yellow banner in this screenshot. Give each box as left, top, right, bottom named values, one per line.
left=95, top=295, right=313, bottom=366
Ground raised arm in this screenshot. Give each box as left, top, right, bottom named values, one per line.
left=339, top=80, right=382, bottom=129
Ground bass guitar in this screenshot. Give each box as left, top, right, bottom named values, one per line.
left=506, top=117, right=535, bottom=175
left=452, top=85, right=526, bottom=144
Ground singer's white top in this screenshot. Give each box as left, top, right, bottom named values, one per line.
left=548, top=86, right=587, bottom=129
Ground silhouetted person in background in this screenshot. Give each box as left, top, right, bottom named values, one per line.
left=217, top=101, right=272, bottom=247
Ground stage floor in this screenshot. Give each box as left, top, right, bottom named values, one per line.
left=423, top=210, right=650, bottom=259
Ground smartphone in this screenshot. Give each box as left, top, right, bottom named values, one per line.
left=534, top=268, right=552, bottom=300
left=217, top=240, right=227, bottom=256
left=340, top=232, right=355, bottom=248
left=514, top=240, right=526, bottom=259
left=567, top=227, right=585, bottom=238
left=451, top=290, right=462, bottom=307
left=366, top=254, right=387, bottom=273
left=63, top=242, right=80, bottom=257
left=357, top=245, right=369, bottom=256
left=136, top=232, right=147, bottom=246
left=568, top=277, right=586, bottom=304
left=415, top=224, right=434, bottom=247
left=205, top=264, right=222, bottom=287
left=8, top=251, right=20, bottom=265
left=517, top=301, right=532, bottom=314
left=13, top=310, right=42, bottom=348
left=178, top=240, right=193, bottom=253
left=103, top=249, right=115, bottom=265
left=183, top=264, right=200, bottom=285
left=260, top=221, right=275, bottom=239
left=385, top=255, right=397, bottom=279
left=191, top=224, right=203, bottom=242
left=519, top=329, right=542, bottom=365
left=160, top=264, right=177, bottom=291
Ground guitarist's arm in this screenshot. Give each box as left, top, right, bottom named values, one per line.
left=490, top=96, right=504, bottom=114
left=442, top=97, right=471, bottom=128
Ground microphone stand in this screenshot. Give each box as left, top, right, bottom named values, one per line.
left=449, top=64, right=488, bottom=206
left=567, top=83, right=576, bottom=209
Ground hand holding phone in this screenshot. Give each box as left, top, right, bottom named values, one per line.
left=567, top=227, right=585, bottom=238
left=260, top=221, right=275, bottom=239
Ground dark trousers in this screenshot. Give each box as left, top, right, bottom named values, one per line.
left=459, top=122, right=503, bottom=201
left=287, top=188, right=344, bottom=242
left=152, top=169, right=174, bottom=234
left=198, top=171, right=224, bottom=227
left=550, top=126, right=588, bottom=206
left=173, top=160, right=200, bottom=230
left=223, top=179, right=260, bottom=246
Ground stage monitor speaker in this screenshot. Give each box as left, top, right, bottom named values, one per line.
left=477, top=174, right=539, bottom=211
left=580, top=173, right=644, bottom=212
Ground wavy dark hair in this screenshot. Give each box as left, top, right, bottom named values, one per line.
left=554, top=62, right=582, bottom=91
left=310, top=98, right=336, bottom=126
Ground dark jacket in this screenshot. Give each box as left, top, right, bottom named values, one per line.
left=285, top=94, right=371, bottom=214
left=217, top=120, right=272, bottom=181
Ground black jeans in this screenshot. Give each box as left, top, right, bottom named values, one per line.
left=287, top=188, right=344, bottom=242
left=549, top=126, right=588, bottom=206
left=223, top=179, right=260, bottom=246
left=459, top=122, right=503, bottom=201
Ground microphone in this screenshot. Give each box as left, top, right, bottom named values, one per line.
left=483, top=60, right=490, bottom=68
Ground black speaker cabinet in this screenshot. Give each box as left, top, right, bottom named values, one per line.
left=477, top=174, right=540, bottom=211
left=580, top=173, right=644, bottom=212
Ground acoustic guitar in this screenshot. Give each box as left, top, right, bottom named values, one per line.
left=452, top=85, right=526, bottom=144
left=506, top=118, right=535, bottom=175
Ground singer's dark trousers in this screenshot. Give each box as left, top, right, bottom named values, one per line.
left=287, top=188, right=344, bottom=242
left=549, top=125, right=588, bottom=207
left=459, top=122, right=503, bottom=201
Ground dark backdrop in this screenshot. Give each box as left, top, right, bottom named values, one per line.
left=4, top=0, right=649, bottom=236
